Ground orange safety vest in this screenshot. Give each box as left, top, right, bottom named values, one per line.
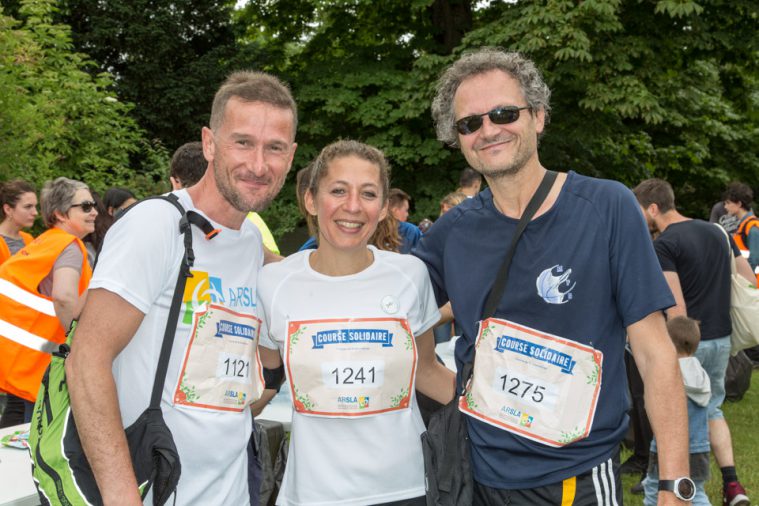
left=732, top=215, right=759, bottom=285
left=0, top=230, right=34, bottom=264
left=0, top=228, right=92, bottom=402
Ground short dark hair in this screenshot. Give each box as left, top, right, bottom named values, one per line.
left=633, top=178, right=675, bottom=213
left=666, top=316, right=701, bottom=356
left=103, top=187, right=136, bottom=211
left=458, top=167, right=481, bottom=189
left=170, top=142, right=207, bottom=188
left=210, top=71, right=297, bottom=136
left=723, top=182, right=753, bottom=211
left=0, top=179, right=36, bottom=220
left=388, top=188, right=411, bottom=210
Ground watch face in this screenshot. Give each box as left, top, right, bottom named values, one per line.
left=677, top=478, right=696, bottom=500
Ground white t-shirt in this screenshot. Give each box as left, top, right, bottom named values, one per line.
left=257, top=247, right=440, bottom=506
left=90, top=190, right=264, bottom=505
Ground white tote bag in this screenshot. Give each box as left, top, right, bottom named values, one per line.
left=716, top=224, right=759, bottom=355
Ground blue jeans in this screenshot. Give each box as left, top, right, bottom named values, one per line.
left=694, top=336, right=730, bottom=420
left=642, top=474, right=709, bottom=506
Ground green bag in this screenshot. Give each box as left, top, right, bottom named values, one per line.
left=28, top=195, right=215, bottom=505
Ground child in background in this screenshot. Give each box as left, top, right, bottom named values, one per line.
left=643, top=316, right=712, bottom=505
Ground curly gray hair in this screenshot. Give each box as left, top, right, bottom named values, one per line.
left=431, top=48, right=551, bottom=147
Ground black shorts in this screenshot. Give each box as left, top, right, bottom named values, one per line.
left=473, top=453, right=621, bottom=506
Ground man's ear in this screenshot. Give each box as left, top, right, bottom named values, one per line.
left=201, top=126, right=215, bottom=163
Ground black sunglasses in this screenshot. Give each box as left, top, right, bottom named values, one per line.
left=70, top=201, right=97, bottom=213
left=455, top=106, right=531, bottom=135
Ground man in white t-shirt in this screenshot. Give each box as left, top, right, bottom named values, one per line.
left=66, top=71, right=298, bottom=505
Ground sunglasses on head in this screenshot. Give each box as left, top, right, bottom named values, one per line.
left=70, top=201, right=97, bottom=213
left=455, top=106, right=531, bottom=135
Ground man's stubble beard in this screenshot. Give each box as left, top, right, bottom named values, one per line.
left=470, top=137, right=533, bottom=182
left=213, top=158, right=285, bottom=213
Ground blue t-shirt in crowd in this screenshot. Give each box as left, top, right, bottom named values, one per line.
left=399, top=221, right=422, bottom=254
left=298, top=235, right=318, bottom=251
left=413, top=171, right=674, bottom=489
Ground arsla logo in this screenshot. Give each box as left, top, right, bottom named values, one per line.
left=182, top=270, right=225, bottom=323
left=536, top=265, right=576, bottom=304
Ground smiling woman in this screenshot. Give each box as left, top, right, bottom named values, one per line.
left=0, top=177, right=94, bottom=428
left=255, top=140, right=456, bottom=506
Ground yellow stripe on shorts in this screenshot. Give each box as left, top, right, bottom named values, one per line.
left=561, top=475, right=576, bottom=506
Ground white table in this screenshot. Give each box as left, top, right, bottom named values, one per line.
left=0, top=424, right=38, bottom=506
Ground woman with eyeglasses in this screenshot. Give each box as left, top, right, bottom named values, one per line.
left=257, top=140, right=454, bottom=506
left=0, top=179, right=38, bottom=265
left=0, top=177, right=96, bottom=427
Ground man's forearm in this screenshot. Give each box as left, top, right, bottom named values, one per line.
left=639, top=353, right=689, bottom=479
left=66, top=356, right=143, bottom=505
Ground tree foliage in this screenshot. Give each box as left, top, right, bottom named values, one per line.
left=239, top=0, right=759, bottom=227
left=4, top=0, right=756, bottom=239
left=460, top=0, right=759, bottom=217
left=0, top=0, right=165, bottom=197
left=57, top=0, right=269, bottom=152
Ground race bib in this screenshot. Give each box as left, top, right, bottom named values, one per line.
left=285, top=317, right=417, bottom=417
left=173, top=304, right=264, bottom=412
left=460, top=318, right=603, bottom=447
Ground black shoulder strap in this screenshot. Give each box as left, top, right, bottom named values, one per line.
left=482, top=170, right=558, bottom=319
left=148, top=196, right=217, bottom=408
left=460, top=171, right=557, bottom=391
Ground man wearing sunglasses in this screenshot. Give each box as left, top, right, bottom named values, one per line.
left=414, top=48, right=691, bottom=504
left=66, top=71, right=297, bottom=505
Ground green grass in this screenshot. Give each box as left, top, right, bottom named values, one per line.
left=622, top=369, right=758, bottom=505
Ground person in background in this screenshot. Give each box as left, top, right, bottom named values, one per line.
left=0, top=177, right=95, bottom=427
left=0, top=179, right=37, bottom=264
left=257, top=139, right=454, bottom=505
left=169, top=141, right=207, bottom=191
left=635, top=178, right=753, bottom=506
left=723, top=181, right=759, bottom=280
left=0, top=179, right=38, bottom=426
left=457, top=166, right=483, bottom=198
left=389, top=187, right=412, bottom=222
left=440, top=191, right=467, bottom=216
left=171, top=140, right=281, bottom=255
left=710, top=201, right=740, bottom=235
left=82, top=191, right=110, bottom=265
left=643, top=316, right=711, bottom=506
left=389, top=188, right=422, bottom=253
left=103, top=187, right=137, bottom=219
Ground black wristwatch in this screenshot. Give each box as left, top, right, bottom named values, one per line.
left=658, top=477, right=696, bottom=501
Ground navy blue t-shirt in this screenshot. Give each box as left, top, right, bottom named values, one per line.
left=413, top=171, right=674, bottom=488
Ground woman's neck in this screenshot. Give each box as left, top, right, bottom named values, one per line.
left=309, top=246, right=374, bottom=277
left=0, top=219, right=21, bottom=239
